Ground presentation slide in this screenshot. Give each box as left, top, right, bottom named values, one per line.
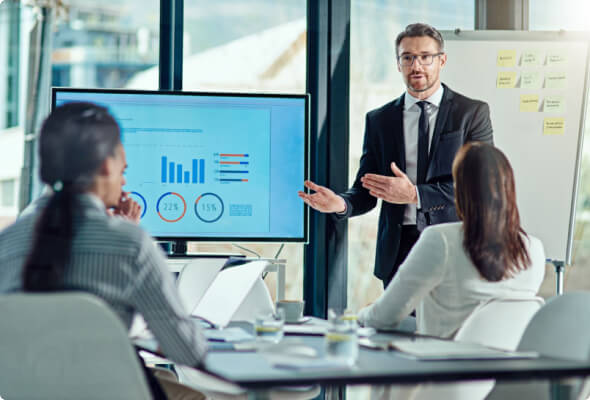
left=54, top=90, right=307, bottom=241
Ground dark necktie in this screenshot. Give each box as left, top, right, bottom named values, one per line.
left=416, top=101, right=430, bottom=184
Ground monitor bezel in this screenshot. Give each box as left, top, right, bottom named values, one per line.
left=51, top=87, right=309, bottom=244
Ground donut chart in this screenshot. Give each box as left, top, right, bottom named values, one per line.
left=156, top=192, right=187, bottom=222
left=129, top=191, right=147, bottom=219
left=194, top=192, right=224, bottom=223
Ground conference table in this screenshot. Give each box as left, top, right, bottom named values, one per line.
left=198, top=330, right=590, bottom=400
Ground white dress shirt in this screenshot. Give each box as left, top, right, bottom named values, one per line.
left=357, top=222, right=546, bottom=338
left=402, top=85, right=444, bottom=225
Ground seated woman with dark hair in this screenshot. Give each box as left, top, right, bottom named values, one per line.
left=0, top=103, right=206, bottom=400
left=358, top=142, right=545, bottom=337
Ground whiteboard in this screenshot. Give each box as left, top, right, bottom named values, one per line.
left=440, top=30, right=590, bottom=263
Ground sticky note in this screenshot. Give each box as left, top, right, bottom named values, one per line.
left=497, top=71, right=517, bottom=88
left=521, top=50, right=541, bottom=66
left=544, top=96, right=565, bottom=113
left=547, top=51, right=567, bottom=66
left=497, top=50, right=517, bottom=67
left=545, top=72, right=567, bottom=89
left=543, top=118, right=565, bottom=135
left=520, top=71, right=542, bottom=89
left=520, top=95, right=539, bottom=112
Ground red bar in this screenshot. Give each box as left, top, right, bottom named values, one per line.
left=220, top=161, right=241, bottom=165
left=220, top=153, right=247, bottom=157
left=241, top=179, right=248, bottom=182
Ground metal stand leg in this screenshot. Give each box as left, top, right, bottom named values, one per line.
left=551, top=260, right=565, bottom=295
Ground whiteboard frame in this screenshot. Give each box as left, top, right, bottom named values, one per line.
left=441, top=30, right=590, bottom=265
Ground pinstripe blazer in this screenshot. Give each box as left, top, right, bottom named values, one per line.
left=0, top=194, right=207, bottom=367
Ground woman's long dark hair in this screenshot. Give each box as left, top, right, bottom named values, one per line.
left=23, top=102, right=121, bottom=291
left=452, top=142, right=531, bottom=282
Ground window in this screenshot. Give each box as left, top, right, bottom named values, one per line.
left=0, top=0, right=159, bottom=226
left=1, top=180, right=16, bottom=207
left=530, top=0, right=590, bottom=31
left=52, top=0, right=159, bottom=89
left=179, top=0, right=307, bottom=302
left=348, top=0, right=475, bottom=311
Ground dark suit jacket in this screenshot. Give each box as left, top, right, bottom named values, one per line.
left=337, top=84, right=494, bottom=281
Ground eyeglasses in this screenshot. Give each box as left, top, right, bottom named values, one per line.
left=397, top=53, right=444, bottom=67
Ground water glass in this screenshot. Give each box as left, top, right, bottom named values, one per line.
left=325, top=309, right=358, bottom=366
left=255, top=309, right=285, bottom=343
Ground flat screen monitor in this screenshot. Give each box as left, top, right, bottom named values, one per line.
left=52, top=88, right=308, bottom=243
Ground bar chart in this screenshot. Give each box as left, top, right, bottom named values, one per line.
left=161, top=156, right=205, bottom=184
left=215, top=153, right=250, bottom=183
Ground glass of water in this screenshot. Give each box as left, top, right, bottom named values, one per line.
left=325, top=309, right=358, bottom=366
left=255, top=309, right=285, bottom=343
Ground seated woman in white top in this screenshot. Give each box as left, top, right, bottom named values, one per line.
left=357, top=142, right=545, bottom=338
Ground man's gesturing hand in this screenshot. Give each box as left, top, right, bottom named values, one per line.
left=361, top=162, right=418, bottom=204
left=298, top=180, right=347, bottom=214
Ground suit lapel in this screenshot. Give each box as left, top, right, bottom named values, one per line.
left=387, top=94, right=405, bottom=171
left=428, top=85, right=454, bottom=168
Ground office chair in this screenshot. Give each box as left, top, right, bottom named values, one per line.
left=0, top=293, right=152, bottom=400
left=486, top=292, right=590, bottom=400
left=371, top=297, right=544, bottom=400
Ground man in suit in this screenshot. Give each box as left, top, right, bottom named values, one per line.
left=298, top=23, right=494, bottom=287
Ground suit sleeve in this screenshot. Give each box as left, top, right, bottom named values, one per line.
left=335, top=113, right=379, bottom=219
left=417, top=101, right=493, bottom=214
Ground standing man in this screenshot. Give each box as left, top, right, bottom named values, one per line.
left=298, top=23, right=493, bottom=287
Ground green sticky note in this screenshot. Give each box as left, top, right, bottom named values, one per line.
left=544, top=96, right=565, bottom=113
left=546, top=51, right=567, bottom=66
left=545, top=72, right=567, bottom=89
left=521, top=71, right=542, bottom=89
left=521, top=50, right=541, bottom=66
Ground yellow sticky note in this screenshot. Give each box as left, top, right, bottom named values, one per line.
left=497, top=71, right=517, bottom=88
left=520, top=95, right=539, bottom=112
left=544, top=96, right=565, bottom=113
left=521, top=71, right=542, bottom=89
left=547, top=51, right=567, bottom=66
left=544, top=117, right=565, bottom=135
left=497, top=50, right=517, bottom=67
left=545, top=72, right=567, bottom=89
left=521, top=50, right=541, bottom=66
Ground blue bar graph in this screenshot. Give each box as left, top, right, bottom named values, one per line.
left=169, top=162, right=175, bottom=182
left=161, top=156, right=168, bottom=183
left=161, top=156, right=205, bottom=184
left=192, top=160, right=198, bottom=183
left=177, top=164, right=183, bottom=183
left=199, top=159, right=205, bottom=184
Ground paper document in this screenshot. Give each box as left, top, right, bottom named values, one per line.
left=390, top=338, right=538, bottom=360
left=204, top=327, right=254, bottom=342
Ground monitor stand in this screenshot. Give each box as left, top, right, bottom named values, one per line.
left=158, top=240, right=245, bottom=259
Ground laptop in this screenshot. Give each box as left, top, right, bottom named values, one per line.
left=190, top=260, right=269, bottom=328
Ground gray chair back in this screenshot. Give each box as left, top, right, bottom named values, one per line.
left=487, top=292, right=590, bottom=400
left=0, top=293, right=152, bottom=400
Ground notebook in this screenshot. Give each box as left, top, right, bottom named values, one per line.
left=389, top=338, right=538, bottom=360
